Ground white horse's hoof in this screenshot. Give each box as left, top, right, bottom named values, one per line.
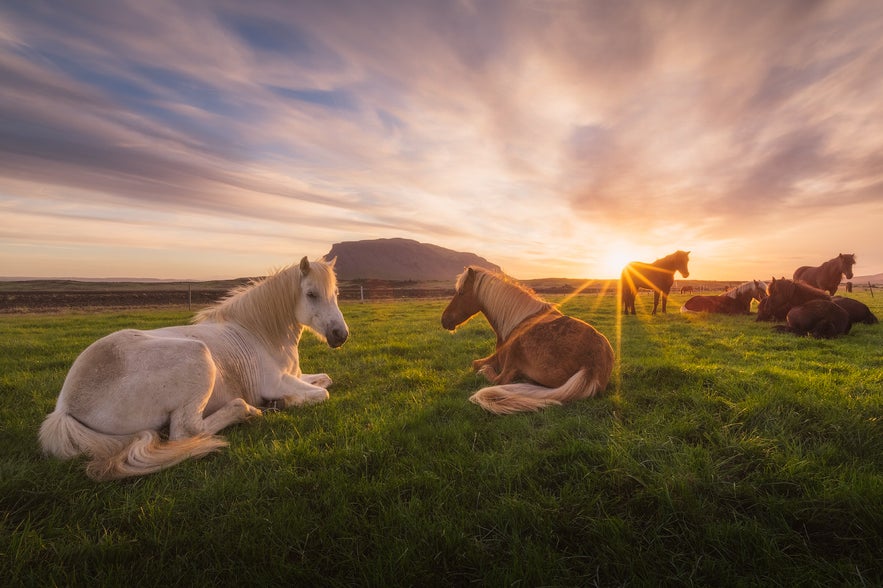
left=303, top=373, right=333, bottom=388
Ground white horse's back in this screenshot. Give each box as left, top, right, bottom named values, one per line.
left=57, top=328, right=218, bottom=435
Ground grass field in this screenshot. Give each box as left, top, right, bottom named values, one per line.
left=1, top=291, right=881, bottom=586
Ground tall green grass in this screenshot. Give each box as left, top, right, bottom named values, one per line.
left=1, top=293, right=881, bottom=586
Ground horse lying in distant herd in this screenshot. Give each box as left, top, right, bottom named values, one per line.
left=38, top=251, right=878, bottom=480
left=758, top=276, right=877, bottom=338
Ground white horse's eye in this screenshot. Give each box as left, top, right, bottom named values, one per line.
left=307, top=291, right=318, bottom=300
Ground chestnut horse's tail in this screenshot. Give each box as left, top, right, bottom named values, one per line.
left=39, top=410, right=227, bottom=481
left=469, top=369, right=601, bottom=415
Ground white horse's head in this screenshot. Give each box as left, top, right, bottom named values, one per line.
left=296, top=257, right=349, bottom=348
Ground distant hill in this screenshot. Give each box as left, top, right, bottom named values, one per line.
left=325, top=238, right=501, bottom=281
left=853, top=273, right=883, bottom=285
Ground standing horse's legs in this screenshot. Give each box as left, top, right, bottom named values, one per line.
left=652, top=292, right=660, bottom=314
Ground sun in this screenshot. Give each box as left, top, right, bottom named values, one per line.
left=595, top=242, right=650, bottom=279
left=599, top=252, right=635, bottom=279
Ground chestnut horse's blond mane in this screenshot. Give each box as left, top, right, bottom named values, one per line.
left=461, top=266, right=554, bottom=340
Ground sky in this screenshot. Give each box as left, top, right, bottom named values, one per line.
left=1, top=0, right=882, bottom=281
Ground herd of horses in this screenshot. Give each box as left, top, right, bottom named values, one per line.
left=39, top=252, right=877, bottom=480
left=622, top=251, right=876, bottom=339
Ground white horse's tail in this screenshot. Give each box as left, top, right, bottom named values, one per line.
left=39, top=410, right=227, bottom=481
left=469, top=369, right=601, bottom=415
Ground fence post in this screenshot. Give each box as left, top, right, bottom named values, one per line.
left=188, top=284, right=192, bottom=310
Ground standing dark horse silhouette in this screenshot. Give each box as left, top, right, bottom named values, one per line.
left=620, top=250, right=690, bottom=315
left=793, top=253, right=856, bottom=295
left=757, top=277, right=830, bottom=322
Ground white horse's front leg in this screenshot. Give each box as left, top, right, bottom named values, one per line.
left=264, top=373, right=330, bottom=408
left=301, top=373, right=333, bottom=388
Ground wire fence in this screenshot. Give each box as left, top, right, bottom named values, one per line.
left=2, top=280, right=877, bottom=313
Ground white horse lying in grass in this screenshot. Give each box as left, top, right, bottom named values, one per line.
left=39, top=257, right=348, bottom=481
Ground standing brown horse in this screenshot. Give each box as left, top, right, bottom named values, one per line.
left=441, top=266, right=614, bottom=415
left=793, top=253, right=856, bottom=295
left=757, top=277, right=830, bottom=322
left=620, top=250, right=690, bottom=315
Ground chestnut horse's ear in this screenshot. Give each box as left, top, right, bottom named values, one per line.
left=300, top=256, right=311, bottom=276
left=462, top=267, right=476, bottom=287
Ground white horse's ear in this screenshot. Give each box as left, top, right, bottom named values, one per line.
left=300, top=256, right=311, bottom=276
left=325, top=256, right=337, bottom=267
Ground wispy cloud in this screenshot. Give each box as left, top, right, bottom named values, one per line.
left=1, top=0, right=881, bottom=279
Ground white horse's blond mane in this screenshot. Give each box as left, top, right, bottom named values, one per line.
left=194, top=261, right=336, bottom=348
left=463, top=267, right=553, bottom=340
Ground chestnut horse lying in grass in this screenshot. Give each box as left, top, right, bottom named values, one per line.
left=756, top=277, right=830, bottom=322
left=441, top=267, right=614, bottom=415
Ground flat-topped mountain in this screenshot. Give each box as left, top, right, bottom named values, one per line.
left=325, top=238, right=501, bottom=281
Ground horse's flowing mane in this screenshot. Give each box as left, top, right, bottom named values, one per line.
left=786, top=279, right=830, bottom=298
left=463, top=267, right=554, bottom=340
left=194, top=261, right=335, bottom=347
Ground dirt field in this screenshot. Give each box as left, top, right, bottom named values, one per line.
left=0, top=289, right=230, bottom=313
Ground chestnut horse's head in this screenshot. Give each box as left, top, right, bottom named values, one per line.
left=441, top=267, right=482, bottom=330
left=839, top=253, right=856, bottom=280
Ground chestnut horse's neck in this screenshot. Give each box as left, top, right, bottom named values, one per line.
left=472, top=271, right=555, bottom=341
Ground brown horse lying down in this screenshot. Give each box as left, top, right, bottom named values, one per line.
left=442, top=266, right=614, bottom=415
left=833, top=297, right=878, bottom=325
left=774, top=299, right=851, bottom=338
left=757, top=277, right=830, bottom=322
left=681, top=280, right=767, bottom=314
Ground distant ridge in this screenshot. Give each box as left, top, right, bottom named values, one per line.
left=853, top=273, right=883, bottom=284
left=325, top=238, right=501, bottom=281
